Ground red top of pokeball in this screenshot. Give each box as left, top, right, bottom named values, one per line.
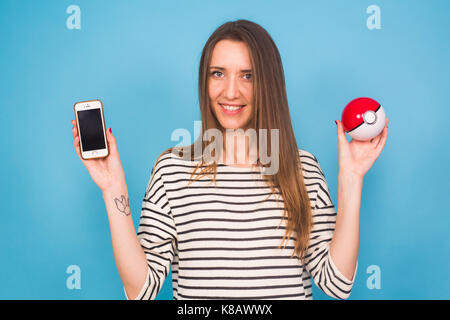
left=341, top=97, right=381, bottom=132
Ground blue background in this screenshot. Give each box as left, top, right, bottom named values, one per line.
left=0, top=0, right=449, bottom=299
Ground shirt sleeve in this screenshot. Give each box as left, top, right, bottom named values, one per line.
left=124, top=156, right=177, bottom=300
left=302, top=155, right=358, bottom=300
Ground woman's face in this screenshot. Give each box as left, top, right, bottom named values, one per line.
left=208, top=40, right=253, bottom=130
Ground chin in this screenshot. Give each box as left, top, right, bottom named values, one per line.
left=217, top=119, right=250, bottom=130
left=220, top=122, right=240, bottom=130
left=213, top=107, right=252, bottom=130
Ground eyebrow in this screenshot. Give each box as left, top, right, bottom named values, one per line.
left=209, top=66, right=252, bottom=73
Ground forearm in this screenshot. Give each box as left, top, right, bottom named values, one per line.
left=329, top=171, right=363, bottom=280
left=102, top=183, right=148, bottom=299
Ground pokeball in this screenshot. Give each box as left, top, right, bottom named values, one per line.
left=341, top=97, right=386, bottom=141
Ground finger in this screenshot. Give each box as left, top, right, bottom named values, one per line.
left=335, top=120, right=347, bottom=146
left=371, top=117, right=389, bottom=147
left=72, top=120, right=79, bottom=138
left=72, top=125, right=78, bottom=139
left=375, top=125, right=388, bottom=150
left=73, top=137, right=90, bottom=165
left=371, top=132, right=382, bottom=147
left=106, top=128, right=118, bottom=156
left=73, top=135, right=83, bottom=160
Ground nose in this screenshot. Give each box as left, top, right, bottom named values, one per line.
left=224, top=76, right=240, bottom=100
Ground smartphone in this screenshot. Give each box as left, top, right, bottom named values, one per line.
left=73, top=99, right=109, bottom=160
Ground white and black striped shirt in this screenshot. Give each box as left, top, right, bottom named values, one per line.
left=125, top=149, right=357, bottom=300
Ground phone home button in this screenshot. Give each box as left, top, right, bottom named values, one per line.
left=92, top=151, right=97, bottom=156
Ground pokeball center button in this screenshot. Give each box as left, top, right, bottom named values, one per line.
left=363, top=110, right=377, bottom=124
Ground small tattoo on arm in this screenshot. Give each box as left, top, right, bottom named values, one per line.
left=113, top=195, right=131, bottom=216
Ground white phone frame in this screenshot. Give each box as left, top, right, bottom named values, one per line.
left=74, top=99, right=109, bottom=160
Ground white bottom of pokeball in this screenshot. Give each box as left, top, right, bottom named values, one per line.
left=348, top=106, right=386, bottom=141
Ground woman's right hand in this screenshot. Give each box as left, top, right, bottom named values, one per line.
left=71, top=120, right=126, bottom=193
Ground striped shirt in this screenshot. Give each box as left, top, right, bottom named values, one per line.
left=125, top=149, right=357, bottom=300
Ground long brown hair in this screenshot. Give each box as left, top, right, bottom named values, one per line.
left=159, top=19, right=313, bottom=259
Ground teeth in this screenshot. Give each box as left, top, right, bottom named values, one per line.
left=221, top=104, right=244, bottom=111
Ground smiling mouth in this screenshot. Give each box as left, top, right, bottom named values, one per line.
left=219, top=103, right=246, bottom=112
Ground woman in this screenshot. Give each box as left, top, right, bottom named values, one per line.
left=71, top=19, right=389, bottom=300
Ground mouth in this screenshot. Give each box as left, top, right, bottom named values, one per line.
left=219, top=103, right=246, bottom=115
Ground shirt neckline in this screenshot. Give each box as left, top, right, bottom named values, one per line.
left=216, top=162, right=263, bottom=172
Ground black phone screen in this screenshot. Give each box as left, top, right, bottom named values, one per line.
left=77, top=108, right=106, bottom=151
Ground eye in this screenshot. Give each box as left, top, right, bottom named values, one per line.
left=211, top=71, right=223, bottom=78
left=243, top=73, right=252, bottom=80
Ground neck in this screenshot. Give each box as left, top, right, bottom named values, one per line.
left=221, top=128, right=258, bottom=166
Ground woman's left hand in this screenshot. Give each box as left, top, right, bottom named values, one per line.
left=335, top=117, right=389, bottom=178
